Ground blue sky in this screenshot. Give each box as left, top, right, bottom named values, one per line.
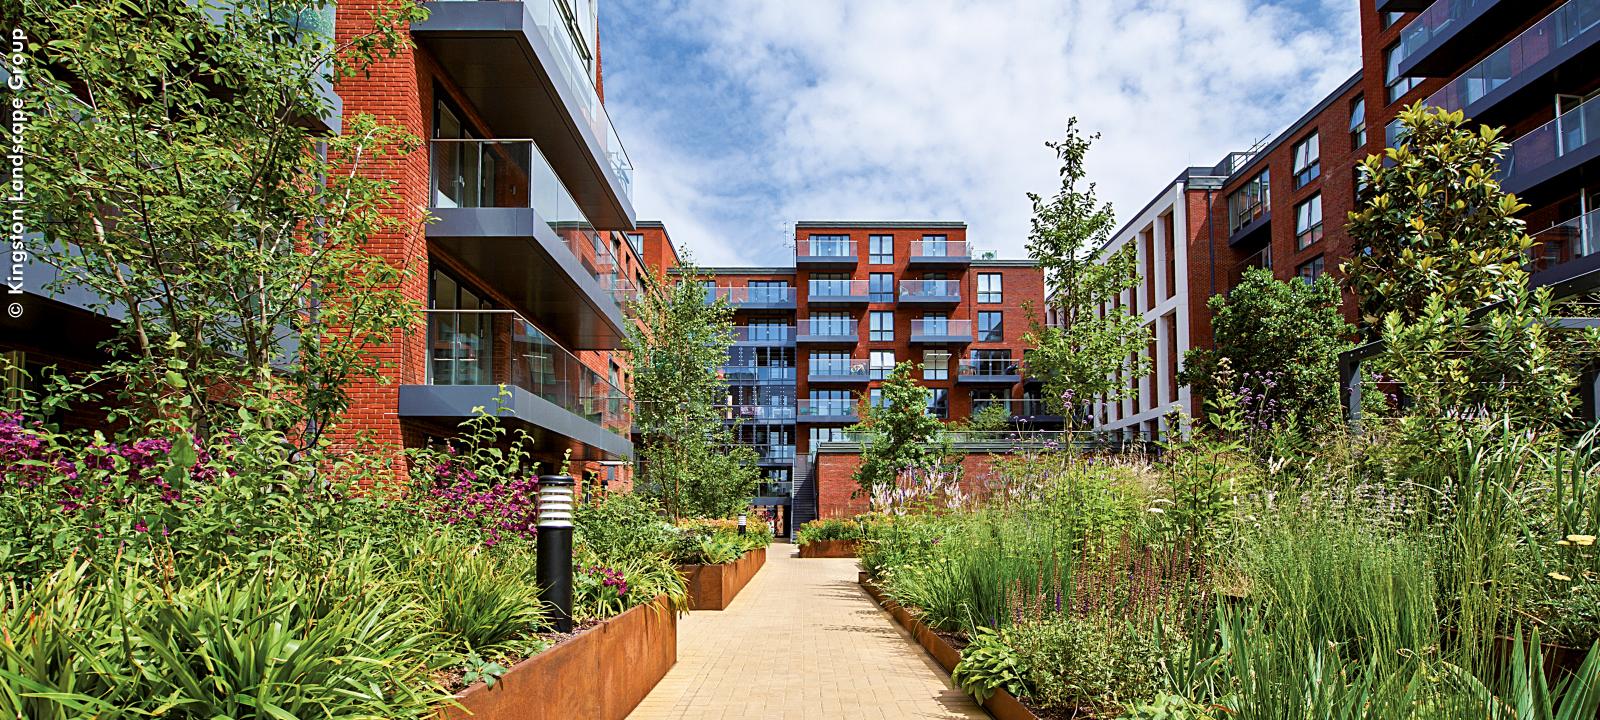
left=600, top=0, right=1361, bottom=267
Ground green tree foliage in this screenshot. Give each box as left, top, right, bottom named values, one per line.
left=1345, top=104, right=1600, bottom=434
left=1023, top=119, right=1150, bottom=418
left=16, top=0, right=425, bottom=446
left=848, top=362, right=949, bottom=499
left=1181, top=268, right=1354, bottom=430
left=625, top=267, right=758, bottom=519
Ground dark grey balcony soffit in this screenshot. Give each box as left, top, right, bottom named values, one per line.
left=398, top=384, right=632, bottom=460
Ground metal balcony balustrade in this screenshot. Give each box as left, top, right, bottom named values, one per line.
left=422, top=309, right=630, bottom=431
left=720, top=404, right=797, bottom=422
left=428, top=139, right=633, bottom=306
left=1421, top=0, right=1600, bottom=114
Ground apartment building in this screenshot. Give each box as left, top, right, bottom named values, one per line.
left=691, top=222, right=1046, bottom=528
left=327, top=0, right=646, bottom=489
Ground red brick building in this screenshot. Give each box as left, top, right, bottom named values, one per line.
left=689, top=222, right=1047, bottom=527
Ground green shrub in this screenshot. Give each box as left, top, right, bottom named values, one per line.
left=1008, top=615, right=1168, bottom=714
left=951, top=626, right=1028, bottom=703
left=397, top=534, right=547, bottom=659
left=797, top=517, right=865, bottom=545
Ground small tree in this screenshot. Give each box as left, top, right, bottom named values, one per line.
left=1181, top=268, right=1354, bottom=430
left=848, top=362, right=949, bottom=501
left=18, top=0, right=425, bottom=447
left=625, top=266, right=759, bottom=519
left=1344, top=104, right=1600, bottom=434
left=1023, top=119, right=1150, bottom=418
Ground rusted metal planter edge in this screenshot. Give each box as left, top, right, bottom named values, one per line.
left=798, top=539, right=858, bottom=558
left=678, top=547, right=767, bottom=610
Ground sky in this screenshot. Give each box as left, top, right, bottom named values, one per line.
left=600, top=0, right=1361, bottom=268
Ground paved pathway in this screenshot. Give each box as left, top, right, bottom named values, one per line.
left=628, top=544, right=987, bottom=720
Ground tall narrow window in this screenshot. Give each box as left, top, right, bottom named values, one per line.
left=920, top=234, right=948, bottom=257
left=1385, top=43, right=1419, bottom=103
left=926, top=388, right=948, bottom=418
left=869, top=350, right=896, bottom=380
left=977, top=273, right=1003, bottom=303
left=869, top=234, right=894, bottom=264
left=869, top=272, right=895, bottom=302
left=1227, top=170, right=1270, bottom=233
left=1162, top=212, right=1177, bottom=301
left=922, top=350, right=950, bottom=381
left=1349, top=96, right=1367, bottom=151
left=1295, top=194, right=1324, bottom=250
left=1163, top=311, right=1178, bottom=406
left=1292, top=132, right=1320, bottom=189
left=869, top=311, right=894, bottom=341
left=1142, top=227, right=1156, bottom=308
left=1298, top=256, right=1326, bottom=284
left=978, top=311, right=1003, bottom=342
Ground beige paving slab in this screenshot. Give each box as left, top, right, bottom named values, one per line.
left=628, top=544, right=986, bottom=720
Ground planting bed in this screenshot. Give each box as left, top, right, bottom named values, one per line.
left=859, top=576, right=1037, bottom=720
left=442, top=594, right=678, bottom=720
left=679, top=546, right=767, bottom=610
left=798, top=539, right=858, bottom=558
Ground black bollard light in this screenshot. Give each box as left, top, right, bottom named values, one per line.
left=537, top=474, right=576, bottom=633
left=737, top=512, right=747, bottom=536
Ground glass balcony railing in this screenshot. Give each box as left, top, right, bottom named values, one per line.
left=434, top=0, right=634, bottom=198
left=704, top=286, right=797, bottom=305
left=720, top=364, right=797, bottom=383
left=899, top=279, right=961, bottom=299
left=800, top=318, right=858, bottom=338
left=958, top=357, right=1018, bottom=378
left=1422, top=0, right=1600, bottom=114
left=910, top=239, right=970, bottom=258
left=722, top=404, right=797, bottom=422
left=971, top=397, right=1056, bottom=418
left=425, top=309, right=630, bottom=431
left=1529, top=208, right=1600, bottom=273
left=808, top=279, right=868, bottom=299
left=757, top=481, right=793, bottom=497
left=809, top=358, right=870, bottom=379
left=910, top=319, right=973, bottom=337
left=732, top=325, right=796, bottom=343
left=799, top=398, right=858, bottom=418
left=1398, top=0, right=1497, bottom=68
left=798, top=238, right=857, bottom=260
left=429, top=139, right=632, bottom=304
left=1229, top=246, right=1273, bottom=291
left=1502, top=94, right=1600, bottom=190
left=754, top=445, right=797, bottom=464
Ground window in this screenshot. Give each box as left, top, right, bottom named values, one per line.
left=811, top=352, right=848, bottom=376
left=748, top=279, right=790, bottom=304
left=923, top=350, right=950, bottom=381
left=926, top=388, right=948, bottom=418
left=870, top=350, right=896, bottom=380
left=1385, top=118, right=1408, bottom=149
left=1381, top=11, right=1405, bottom=29
left=869, top=311, right=894, bottom=341
left=1292, top=132, right=1320, bottom=189
left=745, top=319, right=787, bottom=342
left=1227, top=170, right=1270, bottom=233
left=977, top=273, right=1003, bottom=303
left=1295, top=194, right=1324, bottom=250
left=809, top=272, right=850, bottom=297
left=869, top=234, right=894, bottom=264
left=625, top=232, right=644, bottom=256
left=429, top=269, right=495, bottom=386
left=869, top=273, right=895, bottom=302
left=808, top=427, right=850, bottom=450
left=1349, top=96, right=1367, bottom=151
left=869, top=388, right=884, bottom=408
left=919, top=234, right=949, bottom=257
left=978, top=311, right=1003, bottom=342
left=1162, top=311, right=1178, bottom=406
left=808, top=389, right=853, bottom=416
left=971, top=349, right=1012, bottom=376
left=1385, top=43, right=1419, bottom=103
left=1162, top=212, right=1177, bottom=300
left=1298, top=256, right=1326, bottom=284
left=919, top=313, right=948, bottom=334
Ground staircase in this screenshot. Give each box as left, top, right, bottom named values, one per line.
left=789, top=455, right=818, bottom=539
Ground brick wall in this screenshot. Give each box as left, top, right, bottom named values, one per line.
left=813, top=450, right=1016, bottom=518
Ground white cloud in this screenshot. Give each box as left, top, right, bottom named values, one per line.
left=607, top=0, right=1361, bottom=266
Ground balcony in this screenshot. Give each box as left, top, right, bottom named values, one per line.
left=1228, top=246, right=1274, bottom=291
left=427, top=139, right=631, bottom=349
left=756, top=481, right=794, bottom=498
left=796, top=319, right=859, bottom=344
left=908, top=239, right=971, bottom=267
left=1500, top=93, right=1600, bottom=203
left=899, top=279, right=962, bottom=305
left=722, top=404, right=797, bottom=424
left=399, top=309, right=632, bottom=460
left=958, top=357, right=1022, bottom=384
left=754, top=445, right=797, bottom=466
left=731, top=325, right=796, bottom=346
left=807, top=279, right=870, bottom=305
left=909, top=319, right=973, bottom=344
left=1378, top=0, right=1434, bottom=11
left=1529, top=208, right=1600, bottom=290
left=798, top=399, right=860, bottom=424
left=970, top=397, right=1063, bottom=423
left=807, top=358, right=870, bottom=384
left=1396, top=0, right=1516, bottom=78
left=705, top=286, right=797, bottom=310
left=414, top=0, right=635, bottom=227
left=720, top=364, right=797, bottom=384
left=796, top=238, right=858, bottom=268
left=1419, top=0, right=1600, bottom=122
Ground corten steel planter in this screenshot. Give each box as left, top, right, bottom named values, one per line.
left=678, top=547, right=767, bottom=610
left=860, top=579, right=1039, bottom=720
left=441, top=594, right=677, bottom=720
left=798, top=539, right=858, bottom=558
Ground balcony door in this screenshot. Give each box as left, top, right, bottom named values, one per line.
left=433, top=99, right=494, bottom=209
left=429, top=269, right=495, bottom=386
